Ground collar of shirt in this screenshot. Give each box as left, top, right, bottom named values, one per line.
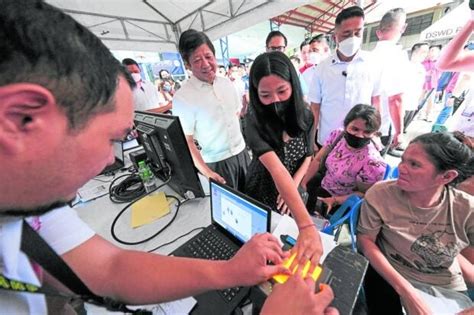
left=329, top=49, right=368, bottom=65
left=188, top=75, right=216, bottom=89
left=375, top=40, right=402, bottom=50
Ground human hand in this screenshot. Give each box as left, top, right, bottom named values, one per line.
left=206, top=170, right=226, bottom=184
left=399, top=287, right=432, bottom=315
left=317, top=196, right=337, bottom=215
left=261, top=274, right=338, bottom=315
left=227, top=233, right=290, bottom=286
left=391, top=132, right=403, bottom=148
left=458, top=306, right=474, bottom=314
left=276, top=194, right=291, bottom=215
left=291, top=225, right=323, bottom=270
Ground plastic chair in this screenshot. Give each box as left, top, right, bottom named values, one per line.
left=383, top=165, right=399, bottom=180
left=322, top=194, right=363, bottom=252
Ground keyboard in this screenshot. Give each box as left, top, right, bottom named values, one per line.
left=184, top=228, right=237, bottom=260
left=178, top=226, right=243, bottom=303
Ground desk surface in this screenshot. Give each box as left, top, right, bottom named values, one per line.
left=74, top=175, right=212, bottom=255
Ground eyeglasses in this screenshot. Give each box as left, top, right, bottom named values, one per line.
left=267, top=46, right=286, bottom=52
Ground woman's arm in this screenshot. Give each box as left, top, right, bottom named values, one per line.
left=437, top=19, right=474, bottom=72
left=459, top=247, right=474, bottom=285
left=300, top=146, right=329, bottom=190
left=259, top=151, right=323, bottom=267
left=357, top=234, right=432, bottom=314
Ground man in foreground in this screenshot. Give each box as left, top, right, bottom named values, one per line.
left=0, top=1, right=337, bottom=314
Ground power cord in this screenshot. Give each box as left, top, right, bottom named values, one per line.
left=147, top=226, right=206, bottom=253
left=110, top=194, right=181, bottom=245
left=109, top=173, right=144, bottom=203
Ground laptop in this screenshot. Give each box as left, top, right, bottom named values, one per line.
left=171, top=180, right=272, bottom=315
left=99, top=141, right=124, bottom=175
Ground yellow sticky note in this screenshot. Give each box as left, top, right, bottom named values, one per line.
left=131, top=192, right=171, bottom=228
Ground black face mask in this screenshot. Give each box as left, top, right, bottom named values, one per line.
left=261, top=99, right=291, bottom=124
left=344, top=131, right=371, bottom=149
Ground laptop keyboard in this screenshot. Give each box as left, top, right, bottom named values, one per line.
left=182, top=227, right=242, bottom=302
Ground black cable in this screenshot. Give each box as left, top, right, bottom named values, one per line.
left=109, top=173, right=144, bottom=203
left=110, top=195, right=181, bottom=245
left=147, top=226, right=206, bottom=253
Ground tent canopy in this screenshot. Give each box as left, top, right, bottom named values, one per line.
left=47, top=0, right=314, bottom=52
left=420, top=0, right=469, bottom=41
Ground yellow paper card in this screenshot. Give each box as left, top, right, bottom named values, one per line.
left=131, top=192, right=171, bottom=228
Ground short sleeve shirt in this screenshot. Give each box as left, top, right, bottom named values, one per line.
left=321, top=129, right=386, bottom=196
left=358, top=181, right=474, bottom=290
left=172, top=76, right=246, bottom=163
left=308, top=50, right=381, bottom=144
left=132, top=80, right=166, bottom=111
left=371, top=41, right=410, bottom=135
left=0, top=207, right=94, bottom=313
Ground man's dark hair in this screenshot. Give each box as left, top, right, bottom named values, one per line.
left=122, top=58, right=139, bottom=68
left=178, top=29, right=215, bottom=64
left=411, top=42, right=429, bottom=54
left=309, top=34, right=327, bottom=45
left=265, top=30, right=288, bottom=47
left=300, top=39, right=310, bottom=51
left=248, top=51, right=312, bottom=149
left=335, top=6, right=365, bottom=26
left=379, top=8, right=405, bottom=32
left=0, top=0, right=134, bottom=130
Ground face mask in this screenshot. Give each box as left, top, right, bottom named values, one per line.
left=344, top=131, right=371, bottom=149
left=338, top=36, right=362, bottom=57
left=309, top=52, right=322, bottom=65
left=261, top=99, right=291, bottom=124
left=131, top=73, right=142, bottom=83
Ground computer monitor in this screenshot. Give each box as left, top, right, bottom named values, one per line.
left=134, top=111, right=205, bottom=199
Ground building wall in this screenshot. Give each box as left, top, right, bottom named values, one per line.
left=362, top=3, right=458, bottom=52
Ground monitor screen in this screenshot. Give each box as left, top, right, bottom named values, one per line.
left=210, top=180, right=270, bottom=243
left=134, top=111, right=205, bottom=199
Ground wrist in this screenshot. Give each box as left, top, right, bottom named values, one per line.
left=299, top=223, right=316, bottom=231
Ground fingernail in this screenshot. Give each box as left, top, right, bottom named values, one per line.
left=319, top=284, right=324, bottom=291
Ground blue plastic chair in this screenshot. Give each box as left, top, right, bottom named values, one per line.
left=322, top=194, right=363, bottom=252
left=383, top=165, right=399, bottom=180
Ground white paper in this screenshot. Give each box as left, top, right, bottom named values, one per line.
left=272, top=214, right=337, bottom=262
left=415, top=289, right=463, bottom=314
left=152, top=296, right=197, bottom=315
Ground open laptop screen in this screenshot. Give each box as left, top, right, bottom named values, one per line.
left=210, top=181, right=270, bottom=243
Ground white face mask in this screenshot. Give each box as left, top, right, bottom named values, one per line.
left=309, top=52, right=322, bottom=65
left=131, top=73, right=142, bottom=83
left=338, top=36, right=362, bottom=57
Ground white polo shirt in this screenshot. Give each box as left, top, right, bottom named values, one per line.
left=0, top=207, right=94, bottom=314
left=133, top=80, right=167, bottom=111
left=448, top=87, right=474, bottom=137
left=301, top=65, right=317, bottom=87
left=172, top=76, right=246, bottom=163
left=371, top=41, right=409, bottom=136
left=308, top=50, right=381, bottom=144
left=404, top=61, right=426, bottom=111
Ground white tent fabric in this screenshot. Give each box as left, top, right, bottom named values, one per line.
left=420, top=0, right=470, bottom=41
left=46, top=0, right=312, bottom=52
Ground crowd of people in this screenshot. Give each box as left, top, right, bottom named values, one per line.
left=0, top=0, right=472, bottom=314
